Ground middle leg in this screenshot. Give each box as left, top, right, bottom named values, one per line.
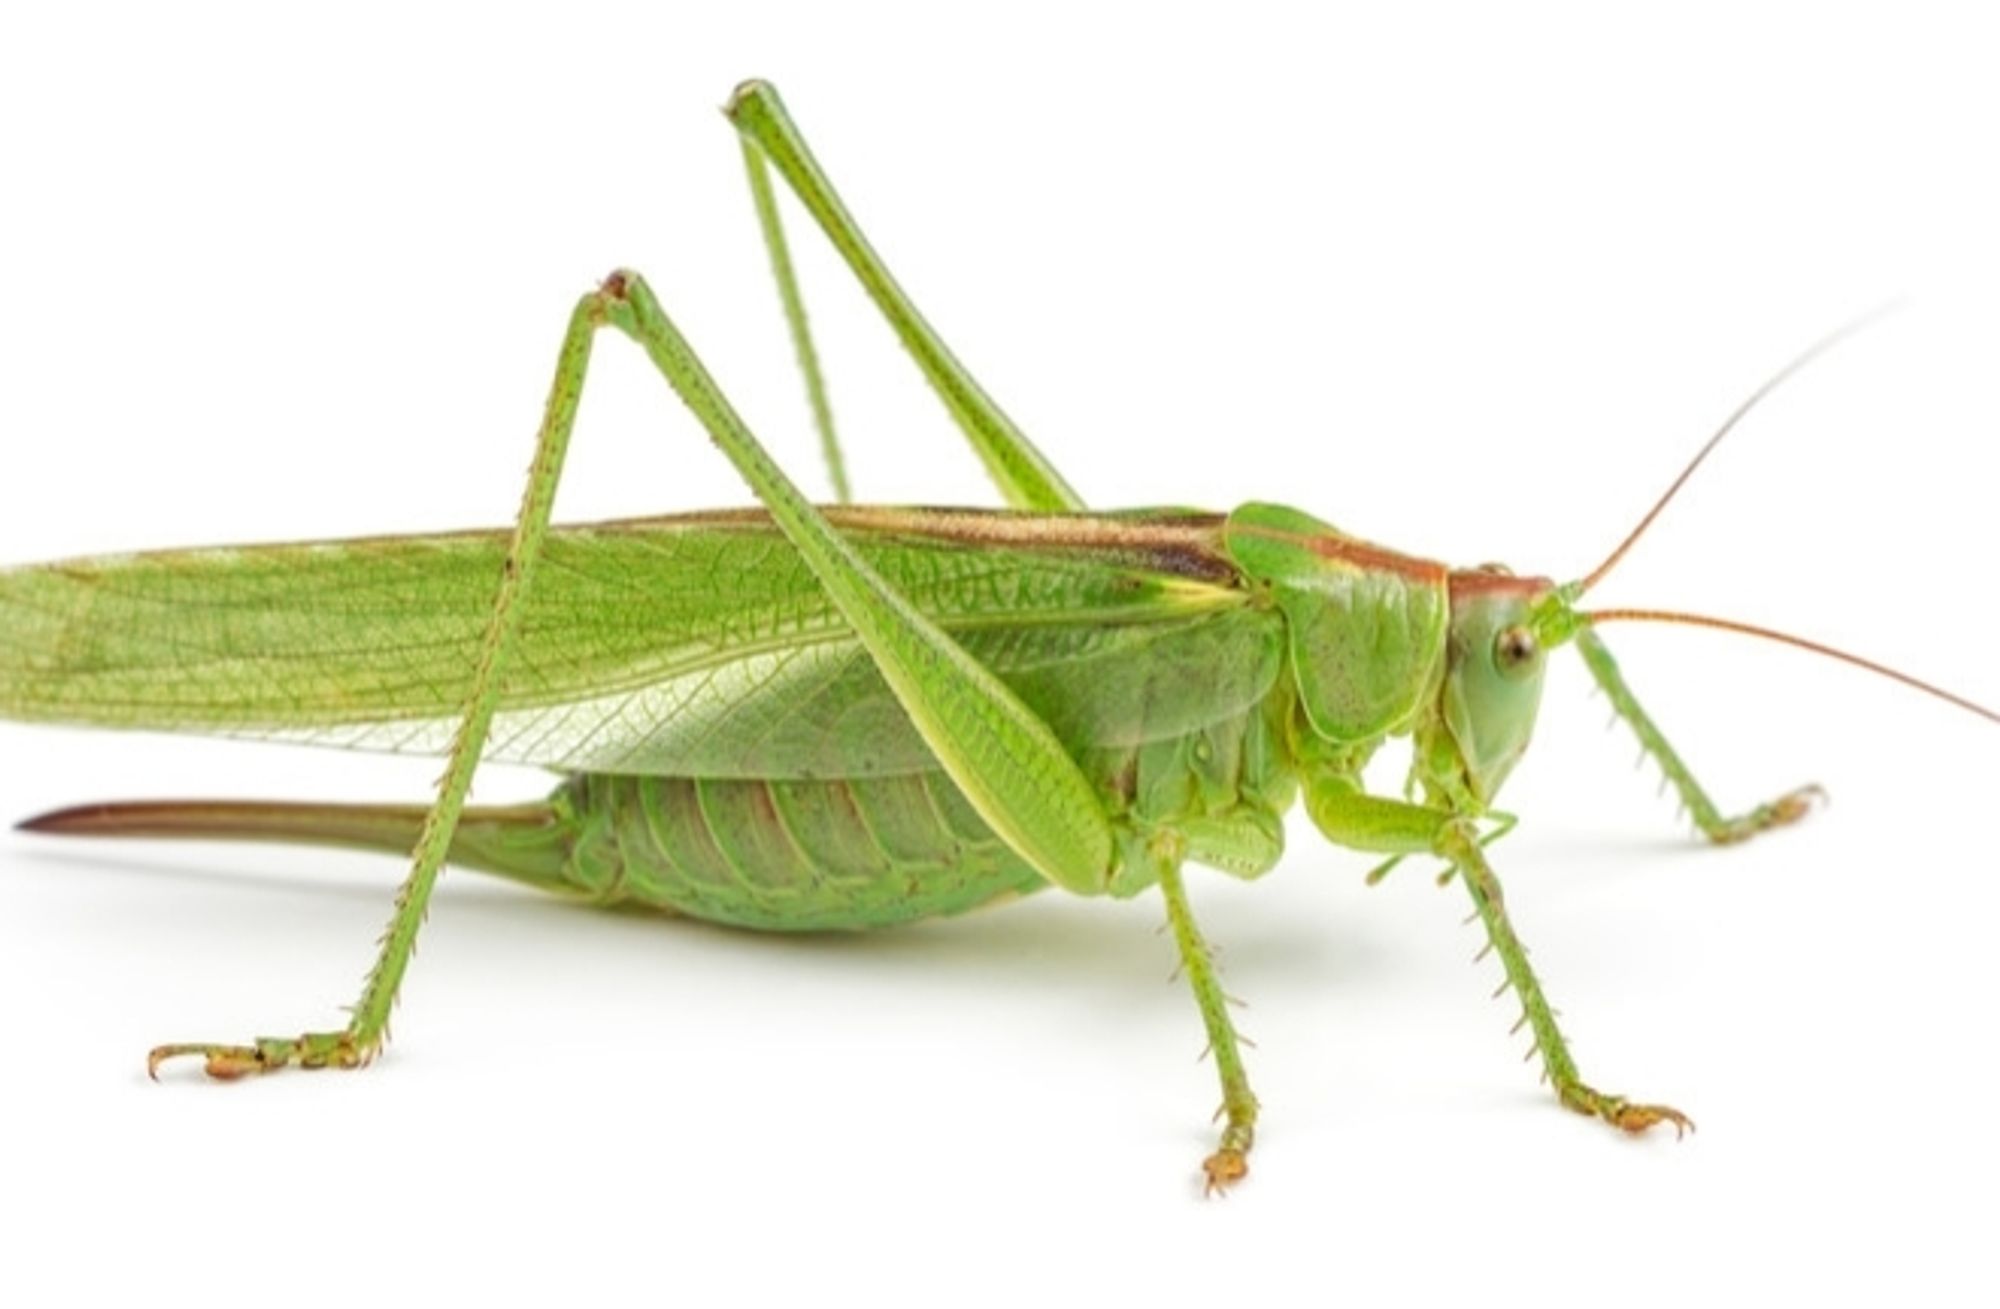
left=1156, top=856, right=1259, bottom=1194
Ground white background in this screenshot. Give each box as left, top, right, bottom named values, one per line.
left=3, top=3, right=1998, bottom=1305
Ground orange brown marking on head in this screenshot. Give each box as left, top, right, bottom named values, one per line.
left=1447, top=567, right=1557, bottom=600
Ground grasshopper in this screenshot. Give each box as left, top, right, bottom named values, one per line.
left=2, top=80, right=1988, bottom=1193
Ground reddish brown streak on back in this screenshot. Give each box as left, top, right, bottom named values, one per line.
left=1230, top=523, right=1450, bottom=585
left=1446, top=568, right=1557, bottom=599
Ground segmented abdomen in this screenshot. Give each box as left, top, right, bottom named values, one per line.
left=543, top=689, right=1297, bottom=931
left=553, top=771, right=1047, bottom=930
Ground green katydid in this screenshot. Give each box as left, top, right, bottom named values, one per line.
left=1, top=79, right=1991, bottom=1194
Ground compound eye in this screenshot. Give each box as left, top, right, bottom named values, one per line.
left=1494, top=625, right=1539, bottom=676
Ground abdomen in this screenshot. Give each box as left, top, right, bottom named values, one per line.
left=550, top=690, right=1297, bottom=930
left=557, top=772, right=1048, bottom=930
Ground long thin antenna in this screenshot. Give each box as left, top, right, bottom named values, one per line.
left=1585, top=607, right=2000, bottom=725
left=1575, top=303, right=1904, bottom=595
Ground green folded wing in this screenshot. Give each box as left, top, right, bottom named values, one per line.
left=0, top=508, right=1280, bottom=778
